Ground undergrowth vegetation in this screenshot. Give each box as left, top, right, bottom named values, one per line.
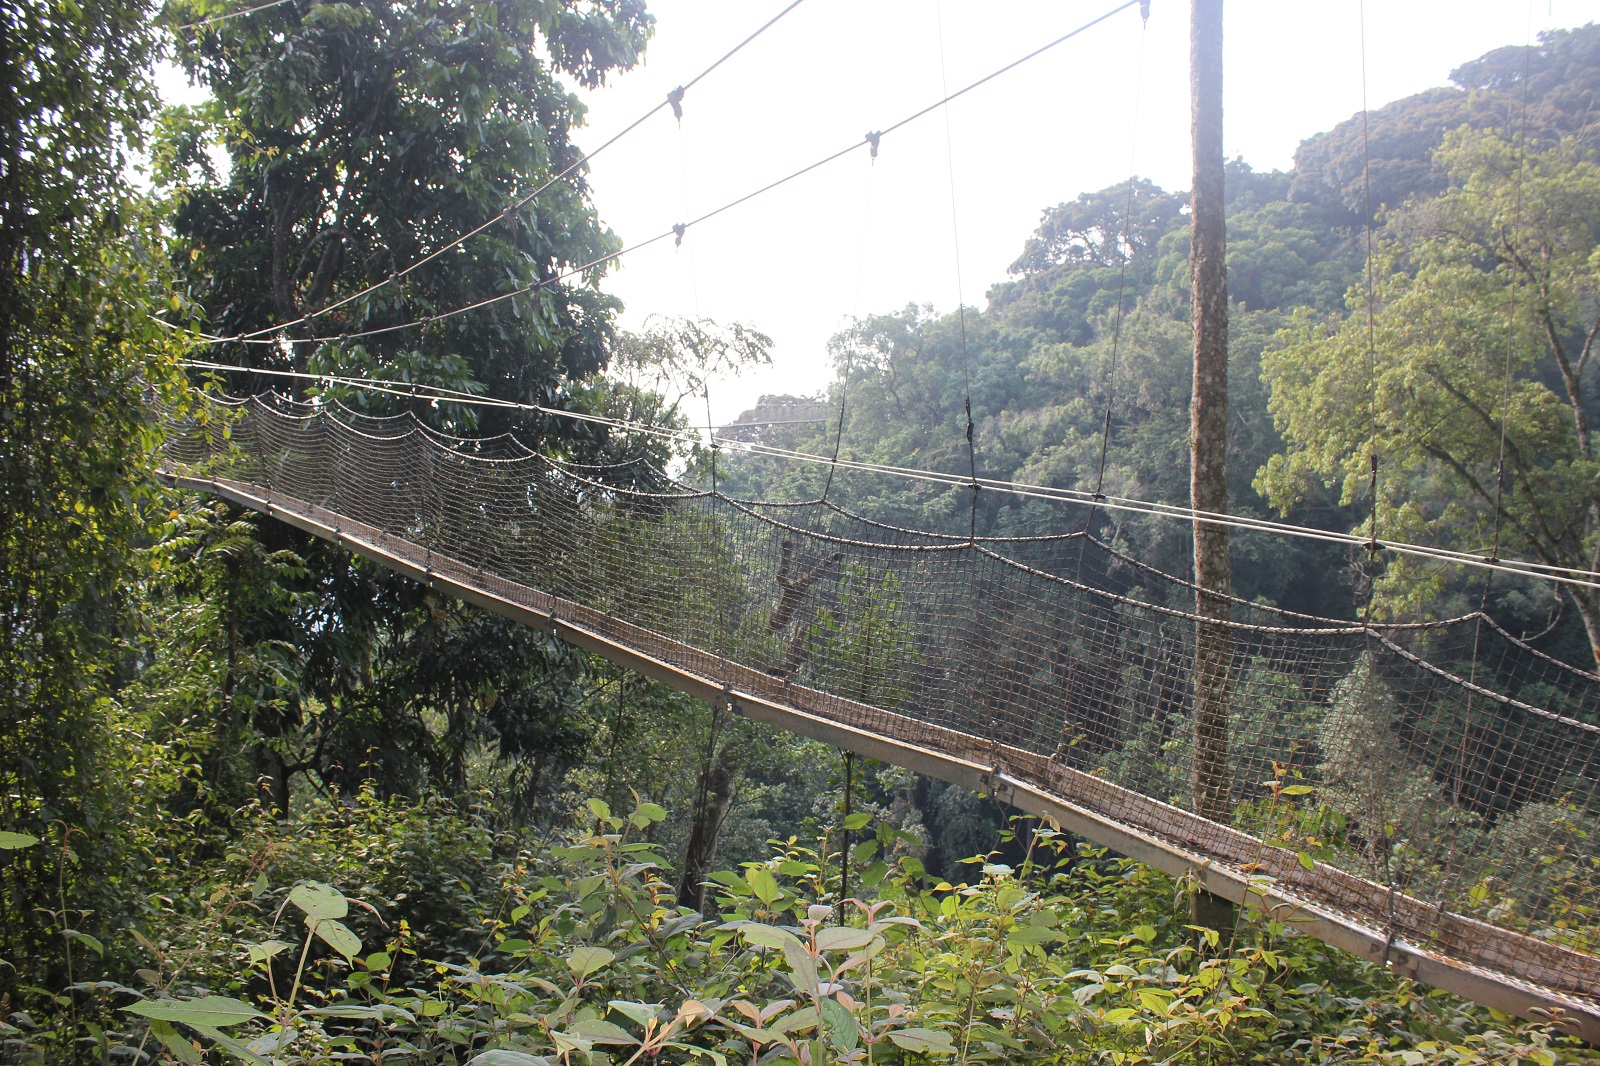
left=1, top=792, right=1587, bottom=1064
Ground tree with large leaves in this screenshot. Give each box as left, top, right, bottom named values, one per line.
left=164, top=0, right=650, bottom=422
left=0, top=0, right=192, bottom=988
left=154, top=0, right=654, bottom=813
left=1260, top=129, right=1600, bottom=659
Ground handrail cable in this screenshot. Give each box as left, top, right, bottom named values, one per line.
left=173, top=0, right=295, bottom=32
left=177, top=360, right=1600, bottom=591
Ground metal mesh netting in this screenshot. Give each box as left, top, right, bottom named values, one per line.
left=163, top=394, right=1600, bottom=1010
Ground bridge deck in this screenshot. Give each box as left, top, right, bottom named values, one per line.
left=163, top=468, right=1600, bottom=1043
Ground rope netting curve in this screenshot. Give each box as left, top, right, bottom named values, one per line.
left=161, top=393, right=1600, bottom=1011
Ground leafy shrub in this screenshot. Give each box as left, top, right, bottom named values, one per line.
left=2, top=798, right=1590, bottom=1064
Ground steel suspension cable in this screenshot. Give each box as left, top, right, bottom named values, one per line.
left=198, top=0, right=1143, bottom=353
left=178, top=361, right=1600, bottom=591
left=198, top=0, right=812, bottom=346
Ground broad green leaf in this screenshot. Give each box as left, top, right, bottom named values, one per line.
left=191, top=1023, right=268, bottom=1065
left=815, top=926, right=875, bottom=952
left=245, top=1028, right=297, bottom=1055
left=736, top=923, right=804, bottom=956
left=630, top=802, right=668, bottom=826
left=304, top=1004, right=416, bottom=1022
left=1137, top=989, right=1173, bottom=1013
left=0, top=832, right=39, bottom=849
left=467, top=1053, right=553, bottom=1066
left=774, top=1005, right=819, bottom=1034
left=125, top=996, right=267, bottom=1028
left=746, top=866, right=781, bottom=906
left=888, top=1027, right=956, bottom=1055
left=364, top=950, right=392, bottom=971
left=314, top=919, right=361, bottom=960
left=149, top=1020, right=202, bottom=1065
left=289, top=882, right=347, bottom=921
left=587, top=798, right=612, bottom=821
left=247, top=940, right=292, bottom=964
left=1101, top=1007, right=1138, bottom=1025
left=1298, top=851, right=1316, bottom=872
left=607, top=1001, right=659, bottom=1027
left=820, top=997, right=859, bottom=1054
left=62, top=929, right=104, bottom=956
left=1005, top=925, right=1061, bottom=947
left=567, top=1018, right=640, bottom=1045
left=842, top=812, right=871, bottom=831
left=568, top=946, right=615, bottom=980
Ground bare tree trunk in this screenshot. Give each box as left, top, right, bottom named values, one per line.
left=1189, top=0, right=1234, bottom=933
left=677, top=742, right=741, bottom=914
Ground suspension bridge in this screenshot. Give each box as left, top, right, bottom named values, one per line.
left=161, top=392, right=1600, bottom=1041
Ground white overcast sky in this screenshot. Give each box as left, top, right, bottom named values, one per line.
left=158, top=1, right=1600, bottom=422
left=573, top=0, right=1600, bottom=422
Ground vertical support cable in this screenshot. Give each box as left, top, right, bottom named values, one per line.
left=935, top=0, right=986, bottom=744
left=703, top=383, right=718, bottom=495
left=837, top=749, right=855, bottom=921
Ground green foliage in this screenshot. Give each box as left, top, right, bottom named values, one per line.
left=1260, top=128, right=1600, bottom=641
left=4, top=798, right=1586, bottom=1064
left=1292, top=26, right=1600, bottom=226
left=162, top=0, right=652, bottom=416
left=0, top=0, right=195, bottom=991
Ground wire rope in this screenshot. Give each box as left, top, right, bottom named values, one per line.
left=172, top=0, right=296, bottom=32
left=192, top=0, right=1143, bottom=352
left=196, top=0, right=812, bottom=345
left=932, top=0, right=978, bottom=544
left=820, top=139, right=879, bottom=504
left=1082, top=6, right=1149, bottom=536
left=179, top=359, right=1600, bottom=592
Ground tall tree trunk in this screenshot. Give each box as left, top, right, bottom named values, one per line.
left=677, top=741, right=741, bottom=914
left=1189, top=0, right=1235, bottom=932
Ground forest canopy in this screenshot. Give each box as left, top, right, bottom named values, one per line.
left=4, top=5, right=1600, bottom=1063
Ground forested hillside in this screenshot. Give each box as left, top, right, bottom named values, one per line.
left=723, top=23, right=1600, bottom=661
left=4, top=2, right=1600, bottom=1060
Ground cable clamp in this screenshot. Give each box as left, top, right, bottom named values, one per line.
left=667, top=86, right=686, bottom=121
left=673, top=222, right=687, bottom=247
left=865, top=131, right=881, bottom=159
left=1138, top=0, right=1150, bottom=22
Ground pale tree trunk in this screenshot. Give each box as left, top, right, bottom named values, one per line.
left=1189, top=0, right=1234, bottom=933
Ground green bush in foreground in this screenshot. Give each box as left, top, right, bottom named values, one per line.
left=1, top=795, right=1590, bottom=1064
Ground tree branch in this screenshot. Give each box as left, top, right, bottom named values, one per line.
left=1419, top=366, right=1570, bottom=553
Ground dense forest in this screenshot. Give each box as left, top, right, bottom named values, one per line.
left=5, top=0, right=1600, bottom=1060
